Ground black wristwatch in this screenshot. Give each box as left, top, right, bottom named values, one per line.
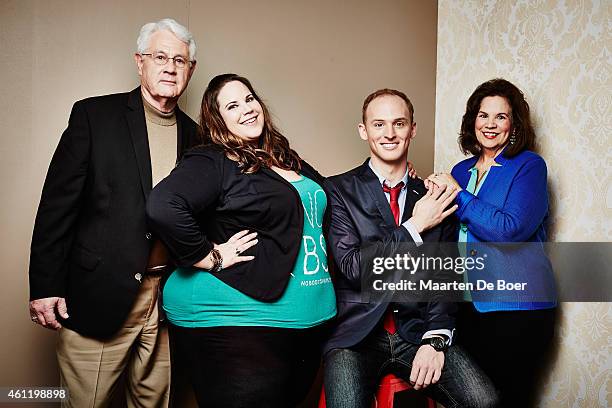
left=420, top=336, right=448, bottom=352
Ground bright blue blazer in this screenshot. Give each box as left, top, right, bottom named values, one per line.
left=451, top=150, right=557, bottom=312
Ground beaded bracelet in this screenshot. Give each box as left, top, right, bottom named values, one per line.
left=209, top=248, right=223, bottom=272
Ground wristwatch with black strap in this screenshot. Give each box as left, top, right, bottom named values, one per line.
left=420, top=335, right=449, bottom=352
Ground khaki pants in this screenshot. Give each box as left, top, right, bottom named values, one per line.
left=57, top=275, right=170, bottom=408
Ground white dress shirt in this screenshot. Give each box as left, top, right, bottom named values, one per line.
left=368, top=161, right=423, bottom=244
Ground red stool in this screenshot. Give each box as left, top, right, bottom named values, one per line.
left=319, top=374, right=436, bottom=408
left=375, top=374, right=436, bottom=408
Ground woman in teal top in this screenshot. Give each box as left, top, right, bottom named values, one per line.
left=164, top=174, right=336, bottom=329
left=147, top=74, right=336, bottom=407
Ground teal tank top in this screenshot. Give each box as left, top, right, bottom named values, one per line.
left=163, top=175, right=337, bottom=328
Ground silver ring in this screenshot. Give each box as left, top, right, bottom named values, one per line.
left=31, top=316, right=38, bottom=322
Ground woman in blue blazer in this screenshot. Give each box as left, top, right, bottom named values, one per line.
left=428, top=79, right=556, bottom=407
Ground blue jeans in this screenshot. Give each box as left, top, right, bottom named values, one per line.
left=324, top=326, right=499, bottom=408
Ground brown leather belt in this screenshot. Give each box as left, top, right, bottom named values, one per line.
left=146, top=239, right=172, bottom=274
left=145, top=265, right=172, bottom=275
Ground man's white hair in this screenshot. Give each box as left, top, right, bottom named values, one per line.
left=136, top=18, right=197, bottom=61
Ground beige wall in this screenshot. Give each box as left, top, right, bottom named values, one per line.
left=435, top=0, right=610, bottom=406
left=0, top=0, right=438, bottom=403
left=182, top=0, right=438, bottom=176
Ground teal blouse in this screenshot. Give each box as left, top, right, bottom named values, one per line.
left=459, top=166, right=491, bottom=301
left=458, top=166, right=491, bottom=246
left=162, top=175, right=337, bottom=328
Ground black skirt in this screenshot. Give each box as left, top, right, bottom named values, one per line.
left=169, top=323, right=330, bottom=408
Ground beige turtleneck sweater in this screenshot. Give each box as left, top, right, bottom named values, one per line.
left=143, top=98, right=178, bottom=269
left=143, top=98, right=178, bottom=186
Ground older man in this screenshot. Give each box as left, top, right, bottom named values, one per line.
left=28, top=18, right=199, bottom=407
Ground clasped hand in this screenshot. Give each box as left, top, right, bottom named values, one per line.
left=409, top=184, right=459, bottom=233
left=424, top=172, right=462, bottom=192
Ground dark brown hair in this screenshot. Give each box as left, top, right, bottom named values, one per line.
left=362, top=88, right=415, bottom=124
left=459, top=78, right=535, bottom=157
left=199, top=73, right=301, bottom=173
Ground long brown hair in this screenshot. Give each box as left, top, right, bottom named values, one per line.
left=199, top=73, right=301, bottom=173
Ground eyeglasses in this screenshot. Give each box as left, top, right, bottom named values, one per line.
left=140, top=52, right=192, bottom=69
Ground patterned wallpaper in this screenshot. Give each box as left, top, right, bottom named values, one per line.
left=435, top=1, right=610, bottom=406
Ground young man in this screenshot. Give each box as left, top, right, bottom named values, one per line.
left=323, top=89, right=498, bottom=408
left=28, top=18, right=199, bottom=407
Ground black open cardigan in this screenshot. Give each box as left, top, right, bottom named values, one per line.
left=146, top=145, right=330, bottom=301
